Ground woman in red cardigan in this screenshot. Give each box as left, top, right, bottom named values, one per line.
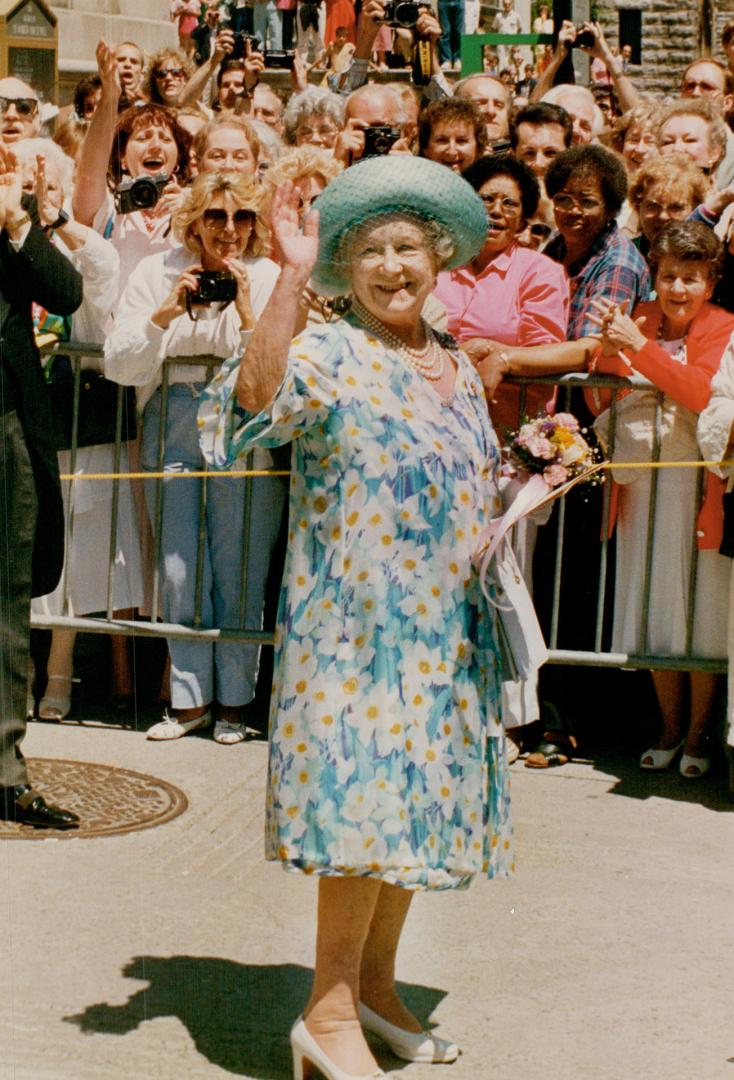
left=589, top=221, right=734, bottom=779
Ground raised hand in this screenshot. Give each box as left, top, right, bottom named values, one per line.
left=96, top=39, right=121, bottom=99
left=270, top=181, right=319, bottom=280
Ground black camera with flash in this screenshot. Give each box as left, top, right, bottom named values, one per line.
left=115, top=173, right=168, bottom=214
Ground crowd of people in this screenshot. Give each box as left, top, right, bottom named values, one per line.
left=0, top=3, right=731, bottom=773
left=1, top=5, right=734, bottom=1075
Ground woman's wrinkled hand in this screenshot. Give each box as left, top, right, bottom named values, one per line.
left=270, top=181, right=319, bottom=280
left=151, top=263, right=202, bottom=329
left=588, top=298, right=647, bottom=357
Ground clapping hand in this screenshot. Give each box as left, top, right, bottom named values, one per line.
left=588, top=298, right=647, bottom=357
left=0, top=143, right=23, bottom=234
left=34, top=154, right=57, bottom=228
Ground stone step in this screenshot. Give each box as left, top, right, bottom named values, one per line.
left=54, top=7, right=177, bottom=69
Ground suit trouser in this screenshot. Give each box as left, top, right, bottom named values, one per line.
left=0, top=409, right=37, bottom=788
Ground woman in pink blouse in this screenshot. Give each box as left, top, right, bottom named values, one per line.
left=433, top=153, right=570, bottom=432
left=434, top=153, right=571, bottom=759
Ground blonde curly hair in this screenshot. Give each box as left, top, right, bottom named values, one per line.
left=173, top=172, right=269, bottom=257
left=143, top=48, right=193, bottom=104
left=261, top=145, right=343, bottom=198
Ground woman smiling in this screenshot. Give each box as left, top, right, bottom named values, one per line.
left=105, top=173, right=285, bottom=746
left=589, top=221, right=734, bottom=780
left=199, top=156, right=511, bottom=1078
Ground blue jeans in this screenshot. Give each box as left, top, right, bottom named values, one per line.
left=141, top=384, right=285, bottom=709
left=253, top=0, right=282, bottom=49
left=438, top=0, right=463, bottom=64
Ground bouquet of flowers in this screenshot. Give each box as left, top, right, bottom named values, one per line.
left=505, top=412, right=603, bottom=490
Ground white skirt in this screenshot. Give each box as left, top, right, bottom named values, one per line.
left=612, top=468, right=729, bottom=658
left=32, top=444, right=145, bottom=617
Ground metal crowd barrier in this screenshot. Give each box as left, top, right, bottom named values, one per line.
left=31, top=346, right=727, bottom=675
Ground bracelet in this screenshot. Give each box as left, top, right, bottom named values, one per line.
left=44, top=209, right=69, bottom=233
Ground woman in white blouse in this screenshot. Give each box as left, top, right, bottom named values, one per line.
left=105, top=172, right=285, bottom=744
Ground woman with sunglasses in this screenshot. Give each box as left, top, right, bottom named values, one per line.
left=143, top=49, right=193, bottom=109
left=105, top=172, right=285, bottom=745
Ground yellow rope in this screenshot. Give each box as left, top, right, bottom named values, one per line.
left=58, top=461, right=734, bottom=481
left=59, top=469, right=291, bottom=480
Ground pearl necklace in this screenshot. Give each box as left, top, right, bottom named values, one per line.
left=351, top=299, right=446, bottom=381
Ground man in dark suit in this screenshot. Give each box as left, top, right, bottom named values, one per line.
left=0, top=144, right=83, bottom=829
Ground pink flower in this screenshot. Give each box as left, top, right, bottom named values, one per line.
left=526, top=435, right=555, bottom=460
left=553, top=412, right=580, bottom=432
left=543, top=463, right=568, bottom=487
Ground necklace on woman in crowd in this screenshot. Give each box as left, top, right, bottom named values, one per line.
left=351, top=299, right=446, bottom=382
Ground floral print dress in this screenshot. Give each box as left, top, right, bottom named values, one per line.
left=198, top=314, right=513, bottom=890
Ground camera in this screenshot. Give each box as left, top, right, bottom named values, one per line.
left=190, top=270, right=237, bottom=305
left=362, top=125, right=401, bottom=157
left=115, top=173, right=168, bottom=214
left=231, top=31, right=260, bottom=59
left=572, top=25, right=595, bottom=48
left=263, top=49, right=296, bottom=69
left=382, top=0, right=419, bottom=27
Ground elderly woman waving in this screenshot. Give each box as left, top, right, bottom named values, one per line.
left=199, top=156, right=512, bottom=1079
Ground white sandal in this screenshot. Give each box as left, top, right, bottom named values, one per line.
left=639, top=740, right=684, bottom=770
left=39, top=675, right=77, bottom=721
left=213, top=719, right=247, bottom=745
left=146, top=709, right=212, bottom=741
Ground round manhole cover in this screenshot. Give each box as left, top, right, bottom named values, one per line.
left=0, top=759, right=188, bottom=840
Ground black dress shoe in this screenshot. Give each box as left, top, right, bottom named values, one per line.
left=1, top=785, right=80, bottom=829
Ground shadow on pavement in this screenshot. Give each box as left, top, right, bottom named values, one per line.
left=63, top=956, right=447, bottom=1077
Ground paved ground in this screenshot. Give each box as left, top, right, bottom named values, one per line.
left=2, top=653, right=734, bottom=1080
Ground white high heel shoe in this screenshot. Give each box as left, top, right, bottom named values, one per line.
left=290, top=1016, right=384, bottom=1080
left=358, top=1002, right=460, bottom=1064
left=38, top=675, right=77, bottom=721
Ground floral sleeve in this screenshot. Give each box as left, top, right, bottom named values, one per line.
left=198, top=322, right=347, bottom=469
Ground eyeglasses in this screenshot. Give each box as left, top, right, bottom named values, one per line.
left=0, top=97, right=38, bottom=117
left=480, top=193, right=521, bottom=212
left=552, top=193, right=603, bottom=212
left=155, top=67, right=185, bottom=79
left=202, top=208, right=255, bottom=230
left=297, top=125, right=338, bottom=140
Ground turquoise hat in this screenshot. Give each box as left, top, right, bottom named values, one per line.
left=311, top=155, right=488, bottom=296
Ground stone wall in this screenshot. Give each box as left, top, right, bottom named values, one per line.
left=51, top=0, right=176, bottom=100
left=595, top=0, right=731, bottom=97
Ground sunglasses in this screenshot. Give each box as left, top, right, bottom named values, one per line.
left=529, top=222, right=552, bottom=239
left=0, top=97, right=38, bottom=117
left=202, top=208, right=255, bottom=230
left=155, top=67, right=185, bottom=79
